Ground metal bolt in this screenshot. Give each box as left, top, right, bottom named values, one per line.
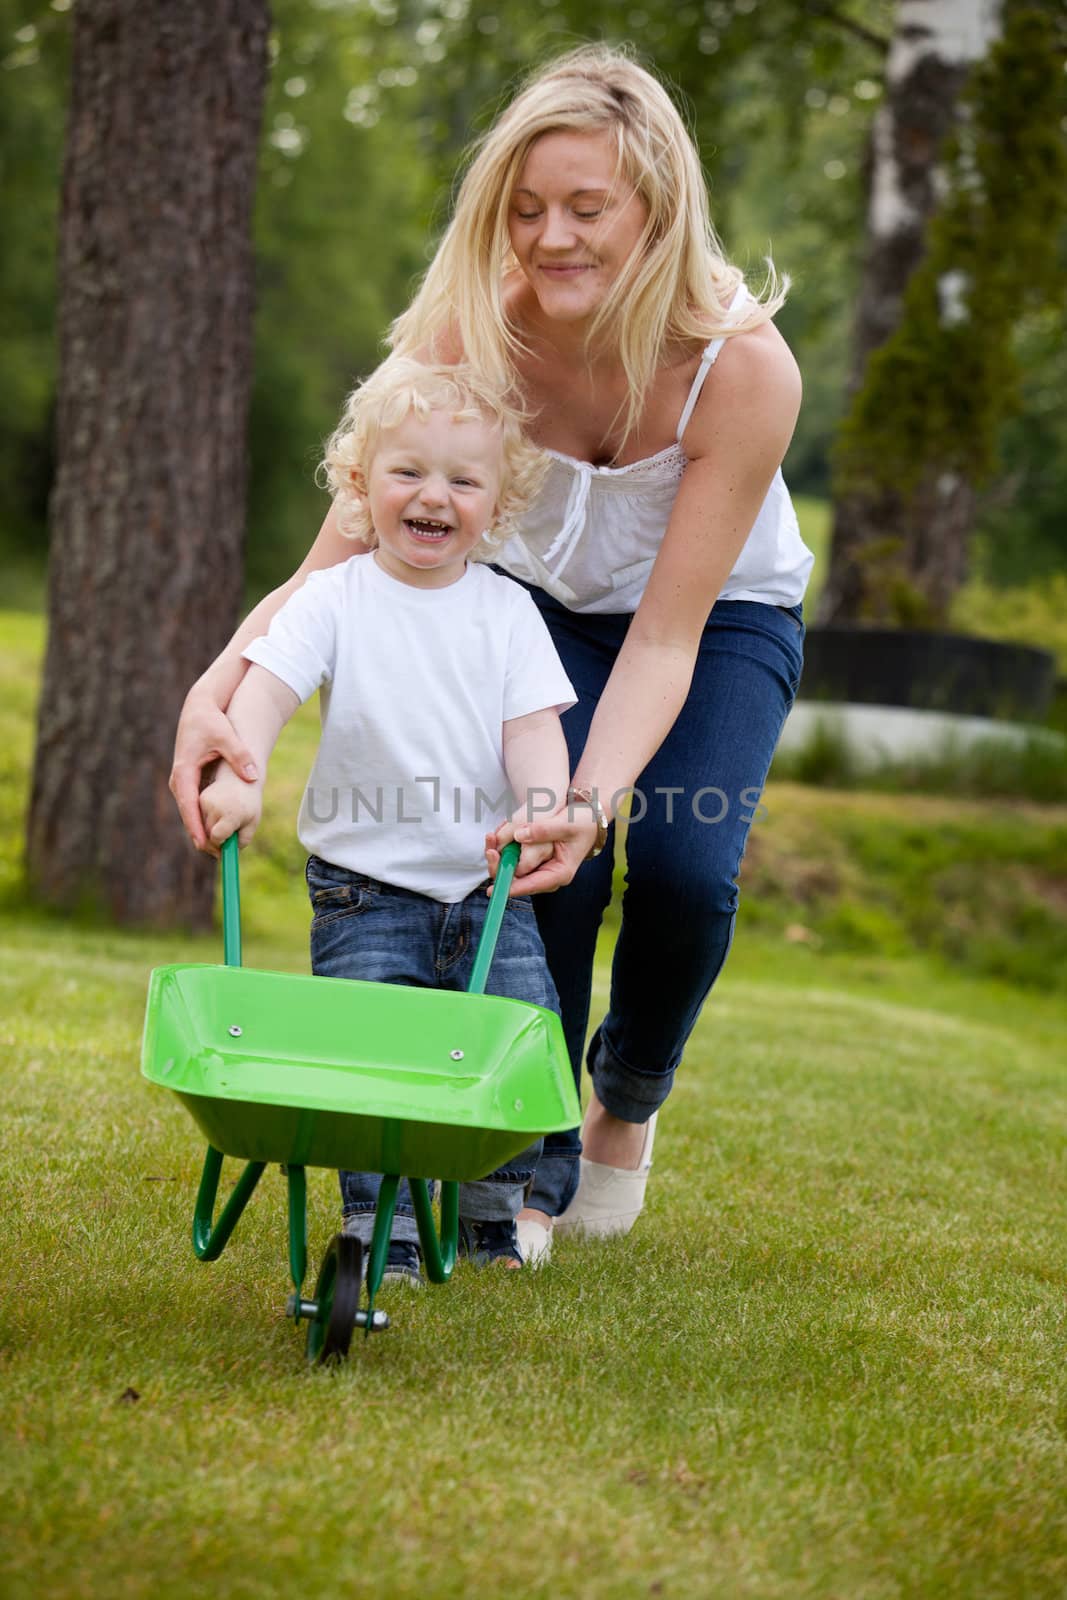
left=285, top=1294, right=319, bottom=1322
left=450, top=1049, right=464, bottom=1060
left=228, top=1025, right=243, bottom=1037
left=514, top=1099, right=524, bottom=1112
left=356, top=1309, right=390, bottom=1331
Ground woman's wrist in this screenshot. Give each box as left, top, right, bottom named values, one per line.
left=565, top=785, right=610, bottom=859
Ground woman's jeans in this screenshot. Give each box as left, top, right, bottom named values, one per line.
left=306, top=858, right=561, bottom=1250
left=524, top=592, right=804, bottom=1218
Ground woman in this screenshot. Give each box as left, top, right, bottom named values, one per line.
left=170, top=45, right=811, bottom=1262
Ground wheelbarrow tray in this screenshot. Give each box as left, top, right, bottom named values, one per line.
left=142, top=962, right=579, bottom=1181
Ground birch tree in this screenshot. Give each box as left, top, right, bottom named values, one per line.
left=818, top=0, right=1006, bottom=625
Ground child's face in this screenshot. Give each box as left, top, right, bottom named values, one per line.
left=366, top=407, right=502, bottom=588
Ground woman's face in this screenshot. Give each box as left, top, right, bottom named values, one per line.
left=508, top=129, right=649, bottom=327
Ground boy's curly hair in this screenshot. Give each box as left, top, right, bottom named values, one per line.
left=321, top=357, right=548, bottom=556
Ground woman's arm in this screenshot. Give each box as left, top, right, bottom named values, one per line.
left=489, top=706, right=573, bottom=894
left=170, top=499, right=358, bottom=849
left=199, top=666, right=301, bottom=854
left=506, top=325, right=802, bottom=890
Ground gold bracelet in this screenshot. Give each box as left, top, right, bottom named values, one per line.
left=566, top=785, right=610, bottom=859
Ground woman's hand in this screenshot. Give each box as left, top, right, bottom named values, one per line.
left=485, top=806, right=600, bottom=896
left=169, top=684, right=260, bottom=852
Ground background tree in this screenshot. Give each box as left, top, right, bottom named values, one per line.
left=26, top=0, right=270, bottom=925
left=819, top=0, right=1067, bottom=626
left=0, top=0, right=68, bottom=588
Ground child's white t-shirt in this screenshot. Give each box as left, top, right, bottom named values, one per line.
left=242, top=555, right=576, bottom=903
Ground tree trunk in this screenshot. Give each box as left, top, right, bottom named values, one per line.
left=819, top=0, right=1002, bottom=626
left=27, top=0, right=270, bottom=926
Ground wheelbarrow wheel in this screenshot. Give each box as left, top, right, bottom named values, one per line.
left=306, top=1233, right=363, bottom=1366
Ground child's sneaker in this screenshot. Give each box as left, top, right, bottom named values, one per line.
left=366, top=1239, right=422, bottom=1287
left=458, top=1217, right=523, bottom=1269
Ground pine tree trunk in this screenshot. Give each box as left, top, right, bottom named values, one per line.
left=27, top=0, right=270, bottom=926
left=819, top=0, right=1001, bottom=626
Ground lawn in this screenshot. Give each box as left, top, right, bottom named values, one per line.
left=3, top=611, right=1067, bottom=1599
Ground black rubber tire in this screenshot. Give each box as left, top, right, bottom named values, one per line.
left=307, top=1233, right=363, bottom=1366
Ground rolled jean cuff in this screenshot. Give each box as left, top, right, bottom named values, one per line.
left=458, top=1178, right=527, bottom=1223
left=525, top=1147, right=580, bottom=1218
left=342, top=1206, right=420, bottom=1249
left=588, top=1029, right=674, bottom=1123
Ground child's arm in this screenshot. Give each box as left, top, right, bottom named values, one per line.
left=491, top=707, right=571, bottom=895
left=199, top=665, right=300, bottom=854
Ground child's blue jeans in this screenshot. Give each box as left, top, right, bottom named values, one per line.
left=306, top=856, right=561, bottom=1250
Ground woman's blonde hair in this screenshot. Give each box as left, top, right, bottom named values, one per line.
left=321, top=356, right=548, bottom=554
left=390, top=43, right=788, bottom=448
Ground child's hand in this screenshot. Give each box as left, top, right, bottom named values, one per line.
left=485, top=804, right=600, bottom=896
left=485, top=824, right=563, bottom=896
left=516, top=838, right=556, bottom=878
left=200, top=772, right=263, bottom=856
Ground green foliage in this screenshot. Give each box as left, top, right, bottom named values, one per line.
left=4, top=0, right=1064, bottom=602
left=817, top=894, right=912, bottom=957
left=834, top=4, right=1067, bottom=503
left=952, top=572, right=1067, bottom=677
left=743, top=783, right=1067, bottom=990
left=971, top=307, right=1067, bottom=586
left=246, top=0, right=438, bottom=588
left=774, top=714, right=1067, bottom=802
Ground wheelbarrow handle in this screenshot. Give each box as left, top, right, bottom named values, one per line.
left=218, top=834, right=522, bottom=983
left=467, top=840, right=520, bottom=995
left=220, top=834, right=242, bottom=967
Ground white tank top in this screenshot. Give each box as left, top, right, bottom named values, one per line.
left=495, top=286, right=814, bottom=614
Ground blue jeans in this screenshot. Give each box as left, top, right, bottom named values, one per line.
left=306, top=857, right=561, bottom=1249
left=522, top=591, right=804, bottom=1217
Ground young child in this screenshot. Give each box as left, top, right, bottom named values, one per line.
left=200, top=359, right=575, bottom=1280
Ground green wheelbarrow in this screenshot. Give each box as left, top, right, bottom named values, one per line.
left=141, top=837, right=579, bottom=1364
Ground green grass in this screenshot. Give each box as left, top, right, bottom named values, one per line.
left=4, top=611, right=1067, bottom=1597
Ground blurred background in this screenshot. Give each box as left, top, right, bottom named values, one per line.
left=3, top=0, right=1064, bottom=627
left=2, top=0, right=1065, bottom=957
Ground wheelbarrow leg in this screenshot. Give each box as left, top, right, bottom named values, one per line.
left=364, top=1173, right=400, bottom=1328
left=411, top=1178, right=458, bottom=1284
left=192, top=1146, right=266, bottom=1261
left=286, top=1164, right=308, bottom=1299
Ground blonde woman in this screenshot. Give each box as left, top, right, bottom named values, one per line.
left=171, top=46, right=812, bottom=1261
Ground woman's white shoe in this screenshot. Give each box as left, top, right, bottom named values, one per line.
left=515, top=1214, right=553, bottom=1267
left=554, top=1112, right=657, bottom=1238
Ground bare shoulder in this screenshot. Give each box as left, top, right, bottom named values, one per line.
left=409, top=322, right=466, bottom=366
left=683, top=319, right=802, bottom=466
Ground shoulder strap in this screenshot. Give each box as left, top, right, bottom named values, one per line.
left=675, top=283, right=749, bottom=443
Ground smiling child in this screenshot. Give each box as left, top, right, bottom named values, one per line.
left=199, top=359, right=576, bottom=1279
